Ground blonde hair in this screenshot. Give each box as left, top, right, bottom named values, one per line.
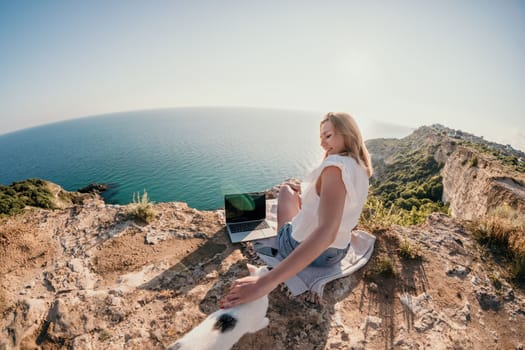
left=321, top=112, right=373, bottom=177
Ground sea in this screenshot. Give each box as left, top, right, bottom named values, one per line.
left=0, top=108, right=332, bottom=210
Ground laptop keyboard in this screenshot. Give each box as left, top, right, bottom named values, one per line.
left=229, top=220, right=270, bottom=233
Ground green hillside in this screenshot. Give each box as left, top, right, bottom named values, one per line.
left=0, top=178, right=55, bottom=216
left=362, top=126, right=449, bottom=227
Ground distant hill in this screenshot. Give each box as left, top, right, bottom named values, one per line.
left=365, top=124, right=525, bottom=223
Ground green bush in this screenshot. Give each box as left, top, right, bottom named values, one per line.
left=365, top=140, right=449, bottom=227
left=359, top=195, right=449, bottom=230
left=397, top=239, right=422, bottom=260
left=374, top=254, right=396, bottom=277
left=0, top=179, right=55, bottom=216
left=466, top=142, right=525, bottom=173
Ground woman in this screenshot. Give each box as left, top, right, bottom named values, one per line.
left=221, top=112, right=373, bottom=308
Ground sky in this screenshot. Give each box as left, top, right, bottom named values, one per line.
left=1, top=0, right=524, bottom=150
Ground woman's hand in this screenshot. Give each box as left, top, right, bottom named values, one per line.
left=220, top=275, right=276, bottom=309
left=286, top=181, right=301, bottom=194
left=285, top=181, right=301, bottom=194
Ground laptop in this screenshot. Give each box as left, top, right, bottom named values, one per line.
left=224, top=192, right=277, bottom=243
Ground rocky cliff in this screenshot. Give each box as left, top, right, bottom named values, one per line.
left=442, top=146, right=525, bottom=220
left=1, top=126, right=525, bottom=350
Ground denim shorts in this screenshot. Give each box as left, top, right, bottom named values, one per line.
left=278, top=222, right=350, bottom=267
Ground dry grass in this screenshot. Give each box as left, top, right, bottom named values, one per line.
left=469, top=204, right=525, bottom=282
left=359, top=197, right=403, bottom=232
left=365, top=253, right=397, bottom=280
left=375, top=254, right=396, bottom=276
left=397, top=239, right=423, bottom=260
left=128, top=190, right=157, bottom=224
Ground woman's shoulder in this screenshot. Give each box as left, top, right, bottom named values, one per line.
left=322, top=154, right=366, bottom=176
left=323, top=154, right=358, bottom=167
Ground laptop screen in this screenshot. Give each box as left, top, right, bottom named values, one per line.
left=224, top=192, right=266, bottom=223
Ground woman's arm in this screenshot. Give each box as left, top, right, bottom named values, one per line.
left=220, top=166, right=346, bottom=308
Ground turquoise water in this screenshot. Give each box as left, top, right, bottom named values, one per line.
left=0, top=107, right=325, bottom=210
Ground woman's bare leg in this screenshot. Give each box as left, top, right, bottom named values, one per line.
left=277, top=184, right=301, bottom=231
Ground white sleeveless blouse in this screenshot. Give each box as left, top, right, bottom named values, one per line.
left=291, top=154, right=369, bottom=249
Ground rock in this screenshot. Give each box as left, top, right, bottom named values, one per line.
left=476, top=291, right=501, bottom=311
left=340, top=329, right=350, bottom=341
left=68, top=258, right=85, bottom=273
left=71, top=334, right=93, bottom=350
left=4, top=298, right=49, bottom=349
left=394, top=338, right=417, bottom=350
left=460, top=302, right=471, bottom=324
left=329, top=341, right=343, bottom=349
left=414, top=311, right=436, bottom=332
left=446, top=265, right=470, bottom=278
left=362, top=315, right=382, bottom=329
left=453, top=237, right=464, bottom=246
left=399, top=292, right=431, bottom=314
left=346, top=333, right=366, bottom=350
left=77, top=183, right=109, bottom=194
left=504, top=289, right=515, bottom=302
left=145, top=230, right=171, bottom=244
